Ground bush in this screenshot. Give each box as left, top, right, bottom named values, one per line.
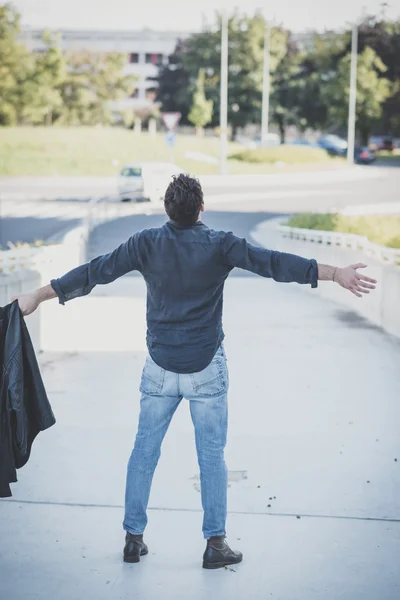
left=229, top=145, right=333, bottom=165
left=287, top=213, right=400, bottom=249
left=287, top=213, right=337, bottom=231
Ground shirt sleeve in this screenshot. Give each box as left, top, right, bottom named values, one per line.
left=51, top=233, right=141, bottom=305
left=221, top=231, right=318, bottom=288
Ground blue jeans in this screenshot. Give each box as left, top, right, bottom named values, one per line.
left=123, top=345, right=228, bottom=539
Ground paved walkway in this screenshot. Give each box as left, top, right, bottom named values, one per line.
left=2, top=262, right=400, bottom=598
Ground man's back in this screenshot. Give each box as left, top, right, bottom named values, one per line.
left=137, top=220, right=231, bottom=373
left=127, top=219, right=316, bottom=373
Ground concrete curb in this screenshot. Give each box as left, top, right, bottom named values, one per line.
left=1, top=198, right=100, bottom=350
left=252, top=218, right=400, bottom=340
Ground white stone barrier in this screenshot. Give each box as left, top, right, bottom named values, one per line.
left=252, top=220, right=400, bottom=339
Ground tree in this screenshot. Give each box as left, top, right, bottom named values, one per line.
left=0, top=4, right=136, bottom=127
left=317, top=16, right=400, bottom=137
left=224, top=13, right=286, bottom=135
left=0, top=6, right=66, bottom=126
left=188, top=69, right=213, bottom=135
left=57, top=51, right=136, bottom=125
left=156, top=12, right=287, bottom=134
left=20, top=32, right=65, bottom=125
left=288, top=30, right=349, bottom=135
left=154, top=39, right=193, bottom=120
left=355, top=17, right=400, bottom=136
left=0, top=4, right=32, bottom=124
left=324, top=46, right=392, bottom=144
left=270, top=35, right=304, bottom=143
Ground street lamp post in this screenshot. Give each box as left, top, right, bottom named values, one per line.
left=261, top=17, right=270, bottom=146
left=220, top=10, right=228, bottom=174
left=347, top=25, right=358, bottom=164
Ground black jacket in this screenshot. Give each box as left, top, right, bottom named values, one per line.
left=0, top=301, right=55, bottom=498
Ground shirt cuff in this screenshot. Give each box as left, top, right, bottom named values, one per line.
left=309, top=259, right=318, bottom=289
left=50, top=279, right=66, bottom=305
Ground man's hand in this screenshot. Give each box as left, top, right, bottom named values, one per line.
left=11, top=284, right=57, bottom=315
left=334, top=263, right=377, bottom=298
left=11, top=291, right=40, bottom=316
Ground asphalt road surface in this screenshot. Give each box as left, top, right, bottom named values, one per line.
left=1, top=167, right=399, bottom=247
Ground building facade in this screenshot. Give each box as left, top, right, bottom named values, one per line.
left=19, top=28, right=190, bottom=109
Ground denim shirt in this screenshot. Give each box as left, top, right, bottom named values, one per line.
left=51, top=220, right=318, bottom=373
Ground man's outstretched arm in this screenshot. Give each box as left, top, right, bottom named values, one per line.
left=221, top=232, right=377, bottom=297
left=12, top=234, right=141, bottom=316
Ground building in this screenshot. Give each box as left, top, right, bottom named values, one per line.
left=19, top=28, right=190, bottom=110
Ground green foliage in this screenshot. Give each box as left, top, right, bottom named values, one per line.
left=351, top=18, right=400, bottom=136
left=225, top=14, right=287, bottom=133
left=287, top=213, right=400, bottom=249
left=21, top=32, right=65, bottom=125
left=188, top=69, right=213, bottom=131
left=158, top=12, right=400, bottom=140
left=270, top=36, right=304, bottom=142
left=157, top=12, right=287, bottom=131
left=287, top=213, right=338, bottom=231
left=0, top=5, right=135, bottom=126
left=57, top=51, right=136, bottom=126
left=1, top=4, right=399, bottom=138
left=324, top=47, right=392, bottom=144
left=0, top=4, right=30, bottom=124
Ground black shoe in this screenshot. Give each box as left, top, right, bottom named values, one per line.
left=123, top=532, right=149, bottom=563
left=202, top=536, right=243, bottom=570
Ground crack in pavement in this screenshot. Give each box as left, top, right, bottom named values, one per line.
left=3, top=499, right=400, bottom=523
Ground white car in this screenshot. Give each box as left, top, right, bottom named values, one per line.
left=118, top=162, right=182, bottom=203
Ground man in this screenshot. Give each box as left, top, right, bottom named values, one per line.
left=14, top=174, right=376, bottom=569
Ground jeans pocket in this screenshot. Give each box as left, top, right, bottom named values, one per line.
left=140, top=356, right=165, bottom=395
left=190, top=352, right=228, bottom=397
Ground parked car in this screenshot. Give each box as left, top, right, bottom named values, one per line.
left=118, top=162, right=182, bottom=202
left=382, top=138, right=394, bottom=151
left=287, top=138, right=320, bottom=148
left=369, top=136, right=394, bottom=152
left=354, top=146, right=376, bottom=165
left=317, top=135, right=348, bottom=156
left=317, top=136, right=375, bottom=163
left=236, top=133, right=281, bottom=149
left=253, top=133, right=281, bottom=147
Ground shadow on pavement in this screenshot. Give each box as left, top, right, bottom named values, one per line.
left=0, top=216, right=80, bottom=247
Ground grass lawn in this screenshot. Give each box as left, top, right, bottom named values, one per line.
left=375, top=149, right=400, bottom=166
left=229, top=145, right=334, bottom=164
left=0, top=127, right=345, bottom=176
left=287, top=213, right=400, bottom=249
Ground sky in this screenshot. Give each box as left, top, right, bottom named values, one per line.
left=12, top=0, right=399, bottom=33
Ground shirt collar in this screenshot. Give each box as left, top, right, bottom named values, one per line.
left=168, top=219, right=204, bottom=230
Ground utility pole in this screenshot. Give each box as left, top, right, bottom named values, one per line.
left=347, top=25, right=358, bottom=164
left=220, top=10, right=228, bottom=174
left=261, top=17, right=270, bottom=146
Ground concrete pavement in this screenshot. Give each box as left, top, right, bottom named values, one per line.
left=2, top=272, right=400, bottom=598
left=2, top=197, right=400, bottom=599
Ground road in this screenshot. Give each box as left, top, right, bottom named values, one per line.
left=0, top=197, right=85, bottom=247
left=1, top=166, right=399, bottom=247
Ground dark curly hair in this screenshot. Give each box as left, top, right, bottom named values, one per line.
left=164, top=173, right=204, bottom=226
